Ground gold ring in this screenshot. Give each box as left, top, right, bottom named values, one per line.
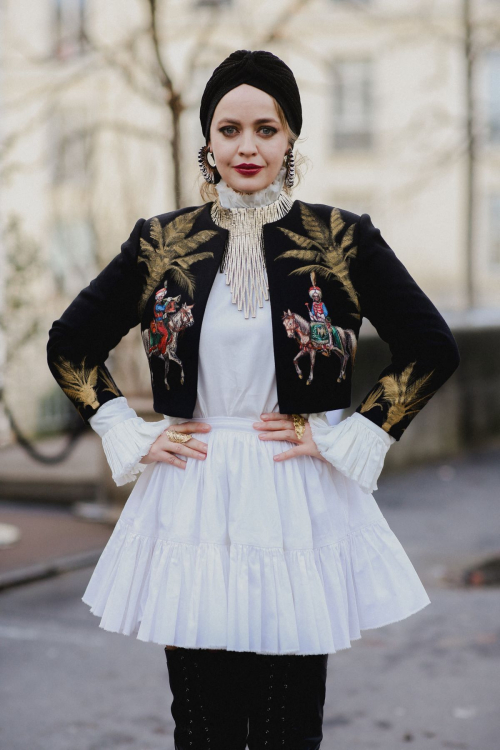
left=291, top=414, right=306, bottom=440
left=165, top=429, right=193, bottom=444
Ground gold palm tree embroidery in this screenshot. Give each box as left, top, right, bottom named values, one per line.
left=53, top=355, right=101, bottom=410
left=359, top=385, right=384, bottom=415
left=275, top=204, right=360, bottom=319
left=138, top=207, right=219, bottom=318
left=360, top=362, right=436, bottom=432
left=53, top=357, right=121, bottom=410
left=99, top=368, right=121, bottom=397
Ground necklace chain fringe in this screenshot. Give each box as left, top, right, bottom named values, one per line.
left=210, top=191, right=294, bottom=319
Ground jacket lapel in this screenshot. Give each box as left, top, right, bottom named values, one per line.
left=264, top=201, right=360, bottom=414
left=139, top=202, right=228, bottom=416
left=140, top=199, right=359, bottom=417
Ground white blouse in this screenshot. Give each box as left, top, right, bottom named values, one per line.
left=89, top=172, right=395, bottom=493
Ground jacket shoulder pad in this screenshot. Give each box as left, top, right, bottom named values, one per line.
left=296, top=200, right=361, bottom=227
left=147, top=203, right=209, bottom=227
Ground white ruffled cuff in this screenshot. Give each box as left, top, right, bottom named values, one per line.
left=88, top=397, right=185, bottom=486
left=308, top=411, right=396, bottom=494
left=101, top=417, right=174, bottom=486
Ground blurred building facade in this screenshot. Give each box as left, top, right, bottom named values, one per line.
left=1, top=0, right=499, bottom=436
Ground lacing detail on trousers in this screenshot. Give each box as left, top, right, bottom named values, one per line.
left=164, top=647, right=328, bottom=750
left=165, top=648, right=215, bottom=748
left=249, top=654, right=292, bottom=748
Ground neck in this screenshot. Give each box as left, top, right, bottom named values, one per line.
left=215, top=166, right=287, bottom=208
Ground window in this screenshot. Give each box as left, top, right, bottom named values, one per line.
left=49, top=218, right=97, bottom=297
left=195, top=0, right=231, bottom=6
left=489, top=193, right=500, bottom=266
left=53, top=0, right=88, bottom=60
left=50, top=108, right=91, bottom=186
left=331, top=59, right=374, bottom=151
left=485, top=50, right=500, bottom=144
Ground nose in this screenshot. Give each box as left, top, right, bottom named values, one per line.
left=238, top=129, right=258, bottom=157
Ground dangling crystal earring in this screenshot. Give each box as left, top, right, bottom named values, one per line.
left=198, top=145, right=217, bottom=184
left=284, top=147, right=295, bottom=188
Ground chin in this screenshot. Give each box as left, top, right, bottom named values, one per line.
left=226, top=174, right=271, bottom=194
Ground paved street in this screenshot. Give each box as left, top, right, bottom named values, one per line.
left=1, top=445, right=499, bottom=750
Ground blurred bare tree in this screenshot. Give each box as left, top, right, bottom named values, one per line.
left=0, top=216, right=43, bottom=371
left=1, top=0, right=314, bottom=209
left=0, top=0, right=316, bottom=420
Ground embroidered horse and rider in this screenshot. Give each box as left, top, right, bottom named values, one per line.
left=145, top=273, right=356, bottom=390
left=142, top=281, right=194, bottom=389
left=282, top=272, right=357, bottom=384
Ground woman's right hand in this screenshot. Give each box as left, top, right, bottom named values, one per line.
left=139, top=421, right=211, bottom=470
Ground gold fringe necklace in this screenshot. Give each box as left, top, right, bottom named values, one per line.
left=210, top=191, right=294, bottom=319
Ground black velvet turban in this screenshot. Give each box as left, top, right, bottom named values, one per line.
left=199, top=49, right=302, bottom=144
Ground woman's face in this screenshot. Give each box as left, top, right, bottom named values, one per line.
left=208, top=84, right=289, bottom=194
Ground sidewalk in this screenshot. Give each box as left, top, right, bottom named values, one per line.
left=0, top=501, right=114, bottom=589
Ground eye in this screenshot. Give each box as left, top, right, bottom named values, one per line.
left=219, top=125, right=277, bottom=136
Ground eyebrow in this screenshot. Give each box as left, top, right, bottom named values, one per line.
left=216, top=117, right=280, bottom=126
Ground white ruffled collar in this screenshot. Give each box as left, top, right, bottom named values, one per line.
left=215, top=166, right=287, bottom=208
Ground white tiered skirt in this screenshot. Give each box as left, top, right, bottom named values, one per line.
left=82, top=415, right=431, bottom=655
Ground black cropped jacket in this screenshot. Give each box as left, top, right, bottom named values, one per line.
left=46, top=199, right=460, bottom=441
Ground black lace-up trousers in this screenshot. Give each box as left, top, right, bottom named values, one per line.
left=164, top=646, right=328, bottom=750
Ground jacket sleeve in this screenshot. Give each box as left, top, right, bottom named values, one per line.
left=46, top=217, right=146, bottom=424
left=352, top=213, right=460, bottom=441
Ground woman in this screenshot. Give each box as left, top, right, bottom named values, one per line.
left=47, top=50, right=460, bottom=749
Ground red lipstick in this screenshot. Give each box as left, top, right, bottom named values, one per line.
left=234, top=163, right=263, bottom=176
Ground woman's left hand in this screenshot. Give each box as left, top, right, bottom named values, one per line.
left=252, top=413, right=328, bottom=463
